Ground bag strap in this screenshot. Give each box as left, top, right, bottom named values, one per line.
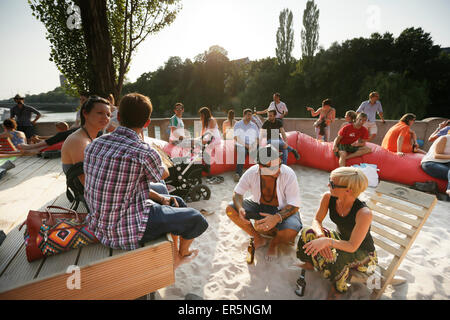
left=273, top=102, right=282, bottom=116
left=46, top=206, right=82, bottom=225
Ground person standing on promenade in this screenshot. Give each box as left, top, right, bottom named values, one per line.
left=306, top=98, right=336, bottom=142
left=356, top=92, right=385, bottom=142
left=256, top=93, right=288, bottom=123
left=9, top=94, right=41, bottom=143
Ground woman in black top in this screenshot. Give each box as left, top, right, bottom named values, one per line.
left=296, top=167, right=378, bottom=299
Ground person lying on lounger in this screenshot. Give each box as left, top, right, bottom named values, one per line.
left=0, top=119, right=26, bottom=149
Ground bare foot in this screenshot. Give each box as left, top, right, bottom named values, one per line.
left=174, top=249, right=199, bottom=269
left=253, top=235, right=268, bottom=249
left=265, top=242, right=278, bottom=262
left=296, top=262, right=314, bottom=270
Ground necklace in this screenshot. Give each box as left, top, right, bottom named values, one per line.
left=260, top=173, right=277, bottom=203
left=81, top=126, right=93, bottom=142
left=336, top=199, right=353, bottom=217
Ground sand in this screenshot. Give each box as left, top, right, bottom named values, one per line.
left=158, top=165, right=450, bottom=300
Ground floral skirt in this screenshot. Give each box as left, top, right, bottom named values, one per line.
left=296, top=227, right=378, bottom=293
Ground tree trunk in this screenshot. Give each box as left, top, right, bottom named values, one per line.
left=76, top=0, right=116, bottom=98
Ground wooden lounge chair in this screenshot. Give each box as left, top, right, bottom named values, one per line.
left=0, top=193, right=175, bottom=300
left=349, top=181, right=437, bottom=299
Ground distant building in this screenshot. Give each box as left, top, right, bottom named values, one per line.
left=442, top=47, right=450, bottom=55
left=59, top=74, right=67, bottom=87
left=231, top=57, right=250, bottom=66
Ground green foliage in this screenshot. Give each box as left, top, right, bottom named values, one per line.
left=24, top=87, right=78, bottom=103
left=359, top=72, right=429, bottom=119
left=301, top=0, right=320, bottom=58
left=122, top=27, right=449, bottom=120
left=276, top=9, right=294, bottom=65
left=28, top=0, right=90, bottom=97
left=29, top=0, right=181, bottom=99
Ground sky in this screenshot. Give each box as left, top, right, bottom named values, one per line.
left=1, top=0, right=449, bottom=100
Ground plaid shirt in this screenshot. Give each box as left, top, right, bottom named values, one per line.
left=84, top=126, right=164, bottom=250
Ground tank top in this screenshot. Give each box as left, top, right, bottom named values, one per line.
left=10, top=131, right=25, bottom=146
left=421, top=135, right=450, bottom=164
left=329, top=196, right=375, bottom=252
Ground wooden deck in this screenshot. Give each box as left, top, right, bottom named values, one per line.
left=0, top=156, right=175, bottom=299
left=0, top=155, right=66, bottom=234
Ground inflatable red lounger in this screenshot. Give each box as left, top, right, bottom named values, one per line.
left=295, top=132, right=447, bottom=193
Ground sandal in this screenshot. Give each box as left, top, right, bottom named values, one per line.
left=206, top=176, right=223, bottom=184
left=200, top=209, right=215, bottom=216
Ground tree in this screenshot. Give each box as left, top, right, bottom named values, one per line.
left=301, top=0, right=320, bottom=58
left=276, top=9, right=294, bottom=65
left=29, top=0, right=181, bottom=100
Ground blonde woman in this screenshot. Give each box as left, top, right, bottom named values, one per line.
left=296, top=167, right=377, bottom=299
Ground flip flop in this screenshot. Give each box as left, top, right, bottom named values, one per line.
left=200, top=209, right=214, bottom=216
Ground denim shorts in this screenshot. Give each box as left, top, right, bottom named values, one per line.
left=140, top=203, right=208, bottom=244
left=228, top=199, right=302, bottom=232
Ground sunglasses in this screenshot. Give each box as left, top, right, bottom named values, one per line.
left=260, top=162, right=280, bottom=170
left=329, top=179, right=347, bottom=189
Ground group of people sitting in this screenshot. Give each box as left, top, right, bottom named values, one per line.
left=2, top=90, right=449, bottom=299
left=54, top=91, right=378, bottom=299
left=167, top=93, right=300, bottom=182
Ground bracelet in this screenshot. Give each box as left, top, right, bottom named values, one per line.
left=330, top=238, right=334, bottom=248
left=276, top=213, right=283, bottom=223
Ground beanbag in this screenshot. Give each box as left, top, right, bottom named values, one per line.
left=295, top=132, right=447, bottom=192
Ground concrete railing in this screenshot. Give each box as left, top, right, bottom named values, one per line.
left=144, top=117, right=447, bottom=152
left=3, top=117, right=446, bottom=152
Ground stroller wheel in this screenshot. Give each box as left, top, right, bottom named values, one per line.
left=194, top=184, right=211, bottom=200
left=188, top=188, right=201, bottom=202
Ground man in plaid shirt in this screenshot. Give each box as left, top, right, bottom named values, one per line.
left=84, top=93, right=208, bottom=268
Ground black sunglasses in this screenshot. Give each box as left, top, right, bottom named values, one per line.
left=329, top=179, right=347, bottom=189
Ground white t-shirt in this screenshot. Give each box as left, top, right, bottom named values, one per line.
left=234, top=164, right=301, bottom=210
left=169, top=115, right=185, bottom=142
left=268, top=101, right=288, bottom=118
left=421, top=135, right=450, bottom=164
left=233, top=120, right=259, bottom=147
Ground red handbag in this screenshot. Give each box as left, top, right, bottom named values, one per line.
left=19, top=206, right=98, bottom=262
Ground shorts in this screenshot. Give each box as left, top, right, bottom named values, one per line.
left=140, top=203, right=208, bottom=244
left=363, top=122, right=377, bottom=135
left=228, top=199, right=302, bottom=232
left=17, top=125, right=35, bottom=139
left=334, top=144, right=360, bottom=157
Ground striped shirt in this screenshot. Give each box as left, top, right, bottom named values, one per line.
left=84, top=126, right=164, bottom=250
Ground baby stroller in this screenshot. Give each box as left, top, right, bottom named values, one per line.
left=164, top=133, right=213, bottom=203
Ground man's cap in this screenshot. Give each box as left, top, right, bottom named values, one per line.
left=13, top=94, right=24, bottom=100
left=258, top=144, right=282, bottom=165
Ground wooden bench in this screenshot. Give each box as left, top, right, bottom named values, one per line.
left=349, top=181, right=437, bottom=299
left=0, top=193, right=175, bottom=300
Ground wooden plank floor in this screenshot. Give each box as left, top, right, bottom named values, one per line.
left=0, top=156, right=66, bottom=233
